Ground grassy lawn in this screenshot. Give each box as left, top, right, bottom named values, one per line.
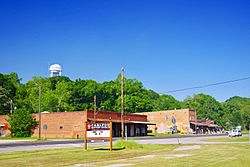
left=0, top=142, right=250, bottom=167
left=0, top=136, right=81, bottom=141
left=0, top=136, right=37, bottom=141
left=242, top=130, right=250, bottom=134
left=148, top=132, right=188, bottom=137
left=202, top=136, right=250, bottom=142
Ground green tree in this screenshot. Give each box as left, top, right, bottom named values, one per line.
left=6, top=109, right=37, bottom=137
left=26, top=77, right=50, bottom=113
left=69, top=79, right=102, bottom=110
left=153, top=94, right=183, bottom=111
left=184, top=94, right=224, bottom=126
left=54, top=81, right=72, bottom=111
left=0, top=72, right=21, bottom=114
left=48, top=76, right=72, bottom=90
left=223, top=96, right=250, bottom=129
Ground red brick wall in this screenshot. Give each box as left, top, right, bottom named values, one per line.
left=33, top=111, right=85, bottom=139
left=1, top=110, right=148, bottom=138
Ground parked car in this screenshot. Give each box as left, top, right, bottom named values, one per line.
left=228, top=129, right=242, bottom=137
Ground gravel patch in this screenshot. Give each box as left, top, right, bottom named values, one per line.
left=136, top=155, right=157, bottom=159
left=175, top=145, right=201, bottom=151
left=164, top=154, right=193, bottom=158
left=103, top=164, right=133, bottom=167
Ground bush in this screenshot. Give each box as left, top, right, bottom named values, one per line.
left=113, top=140, right=143, bottom=149
left=6, top=109, right=37, bottom=137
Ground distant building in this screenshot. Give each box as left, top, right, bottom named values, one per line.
left=139, top=109, right=221, bottom=134
left=49, top=64, right=62, bottom=77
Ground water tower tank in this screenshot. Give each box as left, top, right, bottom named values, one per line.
left=49, top=64, right=62, bottom=77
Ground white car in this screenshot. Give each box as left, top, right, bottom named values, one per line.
left=228, top=129, right=242, bottom=137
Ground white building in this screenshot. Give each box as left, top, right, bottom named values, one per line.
left=49, top=64, right=62, bottom=77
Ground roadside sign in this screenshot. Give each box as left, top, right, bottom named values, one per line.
left=84, top=122, right=113, bottom=151
left=87, top=123, right=110, bottom=138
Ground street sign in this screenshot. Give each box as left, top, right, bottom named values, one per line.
left=166, top=114, right=168, bottom=122
left=43, top=124, right=48, bottom=130
left=171, top=116, right=176, bottom=124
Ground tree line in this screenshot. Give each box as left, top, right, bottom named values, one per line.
left=0, top=72, right=249, bottom=130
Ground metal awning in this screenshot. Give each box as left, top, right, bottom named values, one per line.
left=190, top=122, right=220, bottom=128
left=190, top=122, right=209, bottom=126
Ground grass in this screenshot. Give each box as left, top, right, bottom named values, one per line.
left=0, top=136, right=37, bottom=141
left=148, top=132, right=188, bottom=137
left=202, top=136, right=250, bottom=142
left=113, top=140, right=143, bottom=149
left=242, top=130, right=250, bottom=134
left=0, top=143, right=250, bottom=167
left=0, top=136, right=81, bottom=141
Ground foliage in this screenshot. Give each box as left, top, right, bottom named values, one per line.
left=222, top=96, right=250, bottom=130
left=0, top=72, right=20, bottom=114
left=1, top=72, right=250, bottom=130
left=113, top=140, right=143, bottom=149
left=6, top=109, right=37, bottom=137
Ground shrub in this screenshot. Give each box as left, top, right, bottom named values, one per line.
left=6, top=109, right=37, bottom=137
left=113, top=140, right=143, bottom=149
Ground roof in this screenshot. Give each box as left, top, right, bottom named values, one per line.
left=190, top=122, right=220, bottom=128
left=190, top=122, right=208, bottom=126
left=49, top=64, right=62, bottom=71
left=88, top=118, right=155, bottom=125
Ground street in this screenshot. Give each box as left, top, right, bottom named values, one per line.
left=1, top=134, right=246, bottom=153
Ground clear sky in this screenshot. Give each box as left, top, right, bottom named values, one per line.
left=0, top=0, right=249, bottom=102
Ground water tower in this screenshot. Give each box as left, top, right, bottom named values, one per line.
left=49, top=64, right=62, bottom=77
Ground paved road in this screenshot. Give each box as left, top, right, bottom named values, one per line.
left=0, top=134, right=248, bottom=153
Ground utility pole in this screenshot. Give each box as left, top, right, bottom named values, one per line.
left=10, top=99, right=13, bottom=114
left=94, top=95, right=96, bottom=123
left=121, top=67, right=125, bottom=140
left=38, top=85, right=41, bottom=140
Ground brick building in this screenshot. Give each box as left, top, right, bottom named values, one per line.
left=0, top=115, right=9, bottom=137
left=140, top=109, right=221, bottom=134
left=0, top=110, right=154, bottom=138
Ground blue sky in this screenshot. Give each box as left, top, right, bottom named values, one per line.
left=0, top=0, right=249, bottom=102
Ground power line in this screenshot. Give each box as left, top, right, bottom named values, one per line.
left=162, top=76, right=250, bottom=94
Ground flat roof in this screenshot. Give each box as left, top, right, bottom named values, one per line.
left=88, top=118, right=155, bottom=125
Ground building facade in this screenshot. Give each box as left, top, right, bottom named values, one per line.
left=140, top=109, right=221, bottom=134
left=0, top=110, right=154, bottom=138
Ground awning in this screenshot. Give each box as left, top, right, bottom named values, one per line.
left=87, top=118, right=155, bottom=125
left=127, top=121, right=156, bottom=125
left=190, top=122, right=209, bottom=126
left=208, top=124, right=220, bottom=128
left=190, top=122, right=220, bottom=128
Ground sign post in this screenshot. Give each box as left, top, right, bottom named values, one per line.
left=84, top=121, right=87, bottom=150
left=43, top=124, right=48, bottom=141
left=110, top=121, right=113, bottom=151
left=172, top=116, right=180, bottom=144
